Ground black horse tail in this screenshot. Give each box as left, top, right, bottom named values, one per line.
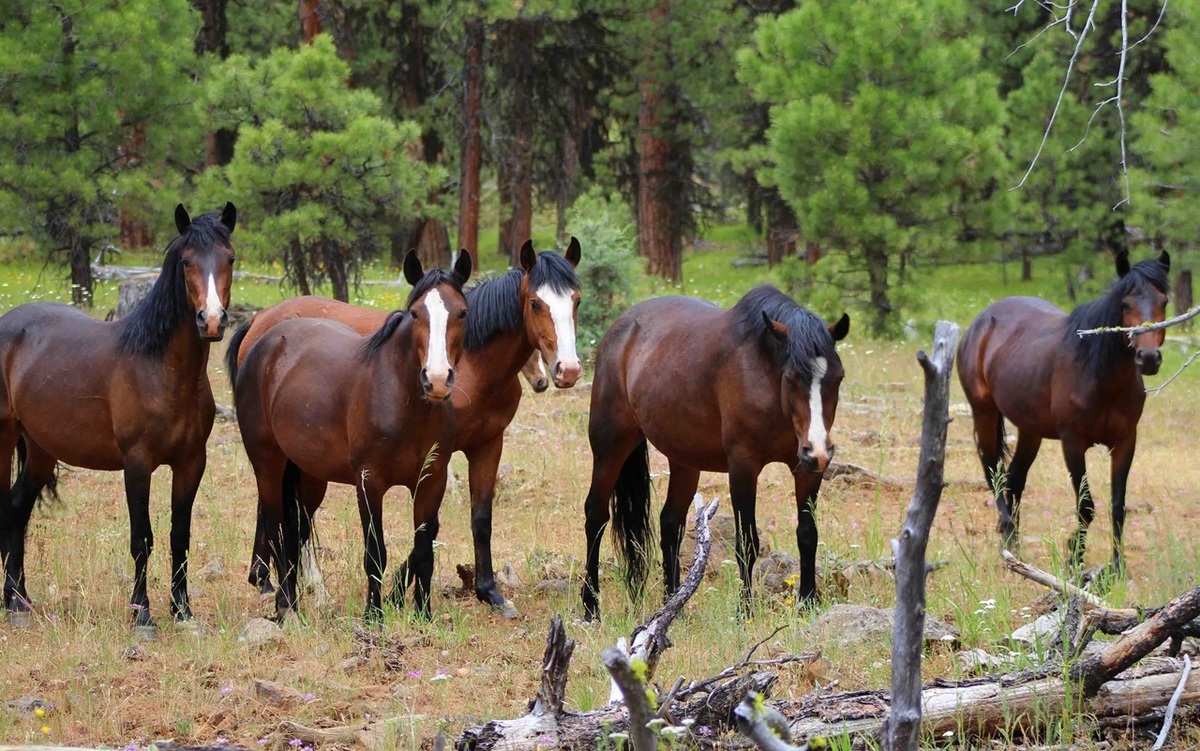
left=10, top=436, right=59, bottom=513
left=224, top=319, right=253, bottom=390
left=610, top=438, right=653, bottom=598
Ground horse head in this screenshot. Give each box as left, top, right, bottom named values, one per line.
left=764, top=309, right=850, bottom=474
left=175, top=202, right=237, bottom=341
left=521, top=350, right=550, bottom=393
left=403, top=250, right=473, bottom=401
left=519, top=238, right=583, bottom=389
left=1116, top=250, right=1170, bottom=376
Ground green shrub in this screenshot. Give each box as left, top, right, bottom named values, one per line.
left=566, top=190, right=637, bottom=357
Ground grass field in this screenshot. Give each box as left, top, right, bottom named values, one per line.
left=1, top=236, right=1199, bottom=749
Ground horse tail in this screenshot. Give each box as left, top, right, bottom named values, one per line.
left=610, top=438, right=653, bottom=596
left=11, top=435, right=59, bottom=510
left=224, top=319, right=253, bottom=390
left=995, top=410, right=1011, bottom=464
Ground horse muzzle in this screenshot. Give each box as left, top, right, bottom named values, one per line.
left=797, top=444, right=832, bottom=475
left=531, top=377, right=550, bottom=393
left=553, top=359, right=581, bottom=389
left=420, top=366, right=455, bottom=401
left=197, top=309, right=228, bottom=340
left=1135, top=349, right=1162, bottom=376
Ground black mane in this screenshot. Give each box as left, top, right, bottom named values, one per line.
left=117, top=211, right=233, bottom=357
left=359, top=268, right=469, bottom=360
left=732, top=285, right=837, bottom=382
left=462, top=251, right=580, bottom=351
left=1065, top=256, right=1170, bottom=374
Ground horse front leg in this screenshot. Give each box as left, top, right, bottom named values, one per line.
left=123, top=456, right=156, bottom=632
left=408, top=466, right=447, bottom=620
left=168, top=452, right=206, bottom=623
left=793, top=471, right=824, bottom=602
left=355, top=472, right=389, bottom=623
left=1062, top=439, right=1093, bottom=569
left=1108, top=435, right=1137, bottom=577
left=729, top=462, right=762, bottom=617
left=465, top=439, right=514, bottom=615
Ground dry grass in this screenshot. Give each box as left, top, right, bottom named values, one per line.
left=3, top=336, right=1200, bottom=749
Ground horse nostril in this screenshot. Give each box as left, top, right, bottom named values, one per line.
left=196, top=310, right=207, bottom=324
left=446, top=368, right=455, bottom=389
left=419, top=367, right=432, bottom=391
left=219, top=309, right=229, bottom=325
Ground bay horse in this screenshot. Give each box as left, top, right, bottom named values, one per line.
left=233, top=251, right=472, bottom=620
left=0, top=203, right=237, bottom=632
left=957, top=251, right=1170, bottom=573
left=580, top=285, right=850, bottom=621
left=227, top=240, right=582, bottom=616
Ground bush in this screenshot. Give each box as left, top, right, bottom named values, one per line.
left=565, top=190, right=637, bottom=357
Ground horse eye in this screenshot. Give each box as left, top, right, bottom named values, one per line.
left=531, top=300, right=542, bottom=312
left=574, top=298, right=581, bottom=309
left=459, top=309, right=467, bottom=320
left=181, top=257, right=192, bottom=267
left=229, top=256, right=237, bottom=266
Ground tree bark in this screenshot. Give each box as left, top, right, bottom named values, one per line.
left=764, top=189, right=797, bottom=268
left=289, top=237, right=312, bottom=296
left=456, top=17, right=484, bottom=268
left=636, top=4, right=681, bottom=283
left=324, top=242, right=349, bottom=302
left=58, top=12, right=92, bottom=308
left=196, top=0, right=234, bottom=165
left=1175, top=270, right=1193, bottom=329
left=504, top=19, right=535, bottom=268
left=299, top=0, right=321, bottom=44
left=556, top=87, right=585, bottom=245
left=866, top=244, right=892, bottom=336
left=884, top=322, right=960, bottom=751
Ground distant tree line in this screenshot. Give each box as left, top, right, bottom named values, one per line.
left=0, top=0, right=1192, bottom=334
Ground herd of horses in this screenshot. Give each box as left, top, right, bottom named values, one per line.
left=0, top=203, right=1174, bottom=634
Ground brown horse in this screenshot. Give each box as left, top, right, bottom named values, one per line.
left=580, top=285, right=850, bottom=621
left=227, top=240, right=582, bottom=615
left=0, top=203, right=237, bottom=632
left=233, top=251, right=472, bottom=619
left=957, top=251, right=1170, bottom=574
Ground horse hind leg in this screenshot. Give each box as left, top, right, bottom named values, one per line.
left=1000, top=431, right=1042, bottom=554
left=3, top=435, right=55, bottom=624
left=968, top=404, right=1015, bottom=541
left=659, top=462, right=700, bottom=600
left=1062, top=440, right=1093, bottom=569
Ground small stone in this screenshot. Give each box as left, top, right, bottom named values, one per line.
left=340, top=656, right=370, bottom=673
left=238, top=617, right=285, bottom=648
left=252, top=679, right=303, bottom=708
left=496, top=563, right=523, bottom=590
left=1010, top=612, right=1064, bottom=647
left=7, top=695, right=51, bottom=717
left=535, top=579, right=570, bottom=596
left=455, top=667, right=471, bottom=678
left=196, top=557, right=225, bottom=581
left=120, top=644, right=149, bottom=661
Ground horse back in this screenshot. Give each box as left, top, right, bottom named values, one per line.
left=238, top=296, right=387, bottom=369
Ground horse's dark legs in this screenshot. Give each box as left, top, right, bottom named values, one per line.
left=355, top=475, right=389, bottom=622
left=248, top=502, right=275, bottom=595
left=998, top=432, right=1043, bottom=551
left=408, top=470, right=446, bottom=619
left=794, top=472, right=824, bottom=602
left=660, top=462, right=701, bottom=598
left=1063, top=441, right=1093, bottom=568
left=123, top=457, right=156, bottom=630
left=2, top=437, right=52, bottom=617
left=466, top=439, right=510, bottom=611
left=729, top=463, right=762, bottom=616
left=1108, top=437, right=1137, bottom=576
left=167, top=454, right=205, bottom=622
left=580, top=389, right=644, bottom=622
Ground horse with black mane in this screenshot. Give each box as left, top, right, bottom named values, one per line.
left=233, top=251, right=472, bottom=620
left=0, top=203, right=237, bottom=632
left=227, top=240, right=582, bottom=616
left=581, top=284, right=849, bottom=621
left=957, top=251, right=1170, bottom=573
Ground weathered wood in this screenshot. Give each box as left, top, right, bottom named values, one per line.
left=1071, top=585, right=1200, bottom=696
left=734, top=691, right=807, bottom=751
left=885, top=321, right=959, bottom=751
left=602, top=647, right=658, bottom=751
left=533, top=614, right=575, bottom=716
left=115, top=273, right=157, bottom=319
left=780, top=657, right=1200, bottom=744
left=1002, top=550, right=1115, bottom=610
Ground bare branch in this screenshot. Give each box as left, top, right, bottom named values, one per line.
left=1148, top=351, right=1200, bottom=397
left=1113, top=0, right=1132, bottom=209
left=1152, top=653, right=1193, bottom=750
left=1076, top=301, right=1200, bottom=337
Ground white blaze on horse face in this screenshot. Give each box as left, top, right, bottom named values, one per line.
left=536, top=284, right=581, bottom=382
left=423, top=288, right=452, bottom=384
left=205, top=272, right=224, bottom=321
left=807, top=356, right=829, bottom=460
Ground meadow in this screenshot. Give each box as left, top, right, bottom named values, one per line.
left=2, top=238, right=1200, bottom=749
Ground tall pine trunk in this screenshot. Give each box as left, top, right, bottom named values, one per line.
left=59, top=12, right=92, bottom=307
left=637, top=3, right=681, bottom=282
left=505, top=20, right=535, bottom=268
left=866, top=244, right=893, bottom=336
left=197, top=0, right=235, bottom=165
left=299, top=0, right=321, bottom=43
left=457, top=18, right=484, bottom=268
left=400, top=2, right=449, bottom=271
left=324, top=241, right=349, bottom=302
left=556, top=87, right=585, bottom=244
left=764, top=188, right=797, bottom=268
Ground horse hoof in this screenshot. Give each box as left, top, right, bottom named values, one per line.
left=7, top=610, right=32, bottom=629
left=134, top=624, right=159, bottom=641
left=493, top=599, right=519, bottom=620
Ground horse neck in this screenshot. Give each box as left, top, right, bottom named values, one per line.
left=163, top=322, right=212, bottom=380
left=373, top=318, right=422, bottom=393
left=466, top=327, right=533, bottom=387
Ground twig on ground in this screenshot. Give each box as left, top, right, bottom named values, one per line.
left=1152, top=653, right=1193, bottom=750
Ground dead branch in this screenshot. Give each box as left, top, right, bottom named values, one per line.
left=1076, top=300, right=1200, bottom=338
left=1152, top=654, right=1193, bottom=749
left=734, top=691, right=811, bottom=751
left=885, top=321, right=959, bottom=751
left=1001, top=550, right=1114, bottom=610
left=601, top=647, right=658, bottom=751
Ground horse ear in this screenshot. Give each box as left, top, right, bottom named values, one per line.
left=829, top=313, right=850, bottom=342
left=1159, top=250, right=1171, bottom=272
left=221, top=202, right=237, bottom=233
left=564, top=236, right=581, bottom=267
left=453, top=250, right=473, bottom=284
left=519, top=240, right=536, bottom=272
left=174, top=204, right=191, bottom=235
left=762, top=311, right=788, bottom=342
left=403, top=250, right=424, bottom=286
left=1115, top=250, right=1131, bottom=278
